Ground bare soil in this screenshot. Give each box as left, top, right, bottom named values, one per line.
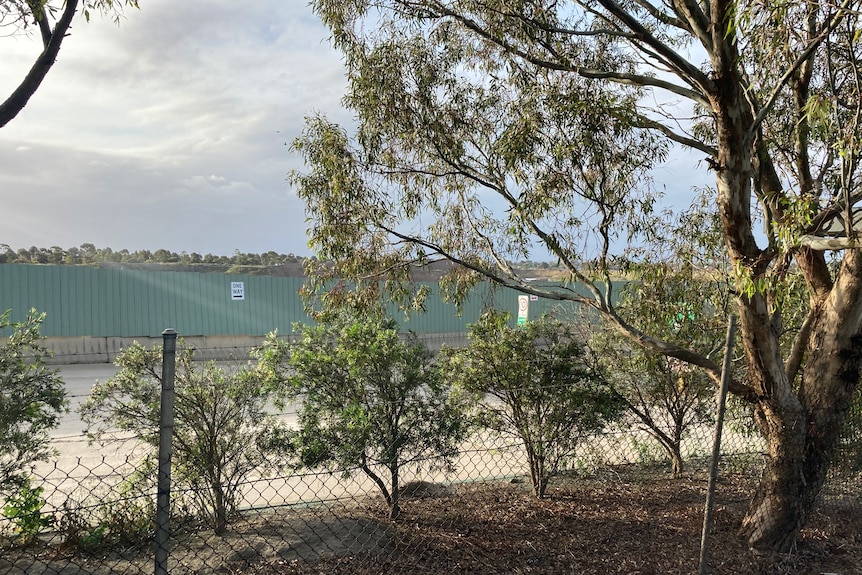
left=235, top=471, right=862, bottom=575
left=4, top=470, right=859, bottom=575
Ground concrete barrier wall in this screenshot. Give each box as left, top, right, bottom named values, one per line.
left=44, top=335, right=269, bottom=364
left=43, top=332, right=472, bottom=365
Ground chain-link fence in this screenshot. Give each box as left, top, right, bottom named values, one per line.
left=3, top=324, right=862, bottom=575
left=2, top=413, right=860, bottom=575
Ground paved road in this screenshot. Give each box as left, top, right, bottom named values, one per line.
left=56, top=363, right=121, bottom=438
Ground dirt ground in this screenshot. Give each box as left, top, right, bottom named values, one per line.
left=4, top=469, right=860, bottom=575
left=233, top=471, right=862, bottom=575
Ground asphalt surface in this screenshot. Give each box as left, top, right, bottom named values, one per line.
left=55, top=363, right=121, bottom=438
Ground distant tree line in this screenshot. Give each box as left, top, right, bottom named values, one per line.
left=0, top=244, right=566, bottom=271
left=0, top=243, right=305, bottom=267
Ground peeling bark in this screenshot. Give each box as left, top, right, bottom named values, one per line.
left=740, top=251, right=862, bottom=551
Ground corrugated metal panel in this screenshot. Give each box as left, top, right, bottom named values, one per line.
left=389, top=280, right=599, bottom=333
left=1, top=264, right=617, bottom=337
left=394, top=281, right=602, bottom=332
left=0, top=265, right=310, bottom=337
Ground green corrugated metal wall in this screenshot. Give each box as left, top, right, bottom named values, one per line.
left=0, top=265, right=307, bottom=337
left=0, top=264, right=590, bottom=337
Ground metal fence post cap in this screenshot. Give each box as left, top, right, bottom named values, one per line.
left=162, top=328, right=178, bottom=337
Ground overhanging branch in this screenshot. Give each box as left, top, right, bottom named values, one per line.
left=376, top=224, right=758, bottom=402
left=0, top=0, right=80, bottom=128
left=748, top=0, right=856, bottom=137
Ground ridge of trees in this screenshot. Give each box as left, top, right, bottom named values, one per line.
left=0, top=243, right=566, bottom=274
left=0, top=243, right=305, bottom=268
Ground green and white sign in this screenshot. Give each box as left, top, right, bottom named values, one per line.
left=517, top=295, right=529, bottom=326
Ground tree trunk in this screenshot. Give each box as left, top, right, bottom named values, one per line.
left=740, top=252, right=862, bottom=551
left=739, top=400, right=808, bottom=552
left=536, top=471, right=549, bottom=499
left=213, top=479, right=228, bottom=535
left=389, top=464, right=401, bottom=520
left=668, top=443, right=684, bottom=478
left=741, top=354, right=859, bottom=551
left=525, top=441, right=548, bottom=498
left=360, top=455, right=396, bottom=518
left=649, top=428, right=684, bottom=477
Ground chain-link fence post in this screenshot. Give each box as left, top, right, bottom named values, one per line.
left=698, top=316, right=736, bottom=575
left=155, top=329, right=177, bottom=575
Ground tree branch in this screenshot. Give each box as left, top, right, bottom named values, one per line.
left=0, top=0, right=80, bottom=128
left=418, top=0, right=710, bottom=107
left=785, top=302, right=819, bottom=384
left=593, top=0, right=712, bottom=95
left=632, top=114, right=716, bottom=155
left=378, top=223, right=758, bottom=402
left=748, top=0, right=856, bottom=137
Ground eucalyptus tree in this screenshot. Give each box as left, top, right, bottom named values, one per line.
left=290, top=0, right=862, bottom=552
left=1, top=0, right=139, bottom=128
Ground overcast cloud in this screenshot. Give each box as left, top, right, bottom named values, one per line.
left=1, top=0, right=351, bottom=257
left=1, top=1, right=710, bottom=259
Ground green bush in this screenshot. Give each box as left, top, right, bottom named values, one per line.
left=444, top=312, right=625, bottom=498
left=2, top=479, right=53, bottom=545
left=80, top=343, right=289, bottom=534
left=254, top=315, right=468, bottom=520
left=1, top=309, right=66, bottom=493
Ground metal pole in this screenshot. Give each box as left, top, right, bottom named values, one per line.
left=155, top=329, right=177, bottom=575
left=698, top=316, right=737, bottom=575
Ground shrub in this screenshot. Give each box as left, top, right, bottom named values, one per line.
left=80, top=343, right=289, bottom=534
left=254, top=316, right=468, bottom=519
left=444, top=312, right=625, bottom=498
left=0, top=309, right=66, bottom=493
left=2, top=479, right=52, bottom=545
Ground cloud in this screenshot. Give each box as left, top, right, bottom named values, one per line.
left=0, top=0, right=348, bottom=256
left=1, top=0, right=712, bottom=260
left=173, top=175, right=256, bottom=197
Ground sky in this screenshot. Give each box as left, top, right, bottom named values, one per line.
left=0, top=0, right=709, bottom=260
left=0, top=0, right=352, bottom=257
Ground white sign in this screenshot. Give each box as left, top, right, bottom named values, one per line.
left=517, top=295, right=529, bottom=325
left=231, top=282, right=245, bottom=301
